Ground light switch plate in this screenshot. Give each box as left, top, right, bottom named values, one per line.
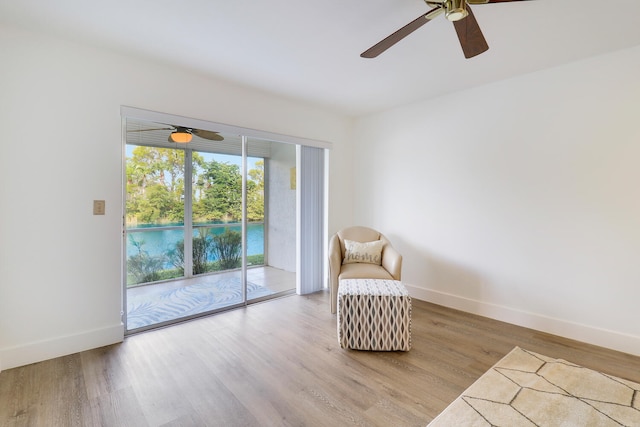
left=93, top=200, right=106, bottom=215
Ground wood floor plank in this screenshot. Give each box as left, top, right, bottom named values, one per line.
left=87, top=386, right=148, bottom=427
left=1, top=291, right=640, bottom=426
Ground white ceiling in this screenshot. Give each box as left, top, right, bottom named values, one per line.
left=2, top=0, right=640, bottom=117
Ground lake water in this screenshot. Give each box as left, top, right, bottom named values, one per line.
left=126, top=223, right=264, bottom=267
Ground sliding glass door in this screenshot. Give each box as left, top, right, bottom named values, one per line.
left=124, top=118, right=297, bottom=332
left=247, top=137, right=297, bottom=298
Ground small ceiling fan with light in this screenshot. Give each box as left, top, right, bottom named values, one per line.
left=361, top=0, right=532, bottom=59
left=128, top=124, right=224, bottom=143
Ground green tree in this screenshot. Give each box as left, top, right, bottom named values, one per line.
left=247, top=160, right=264, bottom=222
left=126, top=146, right=185, bottom=225
left=161, top=149, right=185, bottom=195
left=127, top=146, right=265, bottom=226
left=137, top=183, right=173, bottom=223
left=194, top=160, right=242, bottom=222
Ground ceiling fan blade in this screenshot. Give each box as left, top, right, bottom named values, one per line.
left=453, top=5, right=489, bottom=59
left=467, top=0, right=533, bottom=4
left=127, top=127, right=173, bottom=133
left=192, top=129, right=224, bottom=141
left=361, top=6, right=444, bottom=58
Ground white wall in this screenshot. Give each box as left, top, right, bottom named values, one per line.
left=0, top=24, right=352, bottom=370
left=353, top=45, right=640, bottom=356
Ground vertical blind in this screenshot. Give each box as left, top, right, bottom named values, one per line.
left=297, top=145, right=325, bottom=295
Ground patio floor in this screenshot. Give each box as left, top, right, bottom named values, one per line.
left=126, top=266, right=296, bottom=332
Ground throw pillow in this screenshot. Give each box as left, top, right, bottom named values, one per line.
left=343, top=239, right=384, bottom=265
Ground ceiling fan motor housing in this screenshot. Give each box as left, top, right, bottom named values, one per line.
left=446, top=0, right=469, bottom=21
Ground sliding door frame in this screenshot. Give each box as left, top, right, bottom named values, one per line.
left=121, top=106, right=332, bottom=331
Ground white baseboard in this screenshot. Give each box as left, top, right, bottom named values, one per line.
left=0, top=324, right=124, bottom=371
left=405, top=284, right=640, bottom=357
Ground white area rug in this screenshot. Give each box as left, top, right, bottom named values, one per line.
left=428, top=346, right=640, bottom=426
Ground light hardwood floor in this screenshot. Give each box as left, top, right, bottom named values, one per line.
left=2, top=291, right=639, bottom=426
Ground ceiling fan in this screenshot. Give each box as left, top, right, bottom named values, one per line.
left=361, top=0, right=532, bottom=59
left=128, top=125, right=224, bottom=143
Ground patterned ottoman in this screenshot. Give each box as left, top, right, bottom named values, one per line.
left=337, top=279, right=412, bottom=351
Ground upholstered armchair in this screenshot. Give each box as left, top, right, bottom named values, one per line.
left=328, top=226, right=402, bottom=313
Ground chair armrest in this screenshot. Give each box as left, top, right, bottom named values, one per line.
left=382, top=244, right=402, bottom=281
left=328, top=234, right=343, bottom=313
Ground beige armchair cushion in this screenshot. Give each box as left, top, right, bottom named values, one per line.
left=328, top=226, right=402, bottom=313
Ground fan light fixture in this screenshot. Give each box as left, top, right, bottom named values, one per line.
left=170, top=127, right=192, bottom=143
left=445, top=0, right=468, bottom=21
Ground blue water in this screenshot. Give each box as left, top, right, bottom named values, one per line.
left=126, top=223, right=264, bottom=268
